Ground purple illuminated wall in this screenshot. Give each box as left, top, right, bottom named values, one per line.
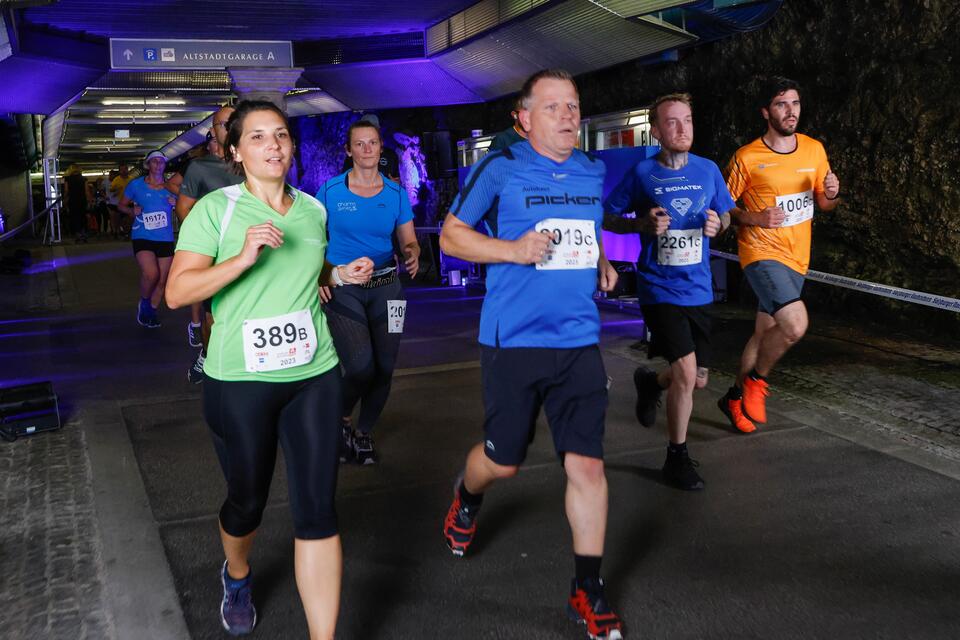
left=293, top=112, right=437, bottom=221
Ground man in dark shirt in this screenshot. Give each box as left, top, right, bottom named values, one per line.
left=175, top=105, right=244, bottom=383
left=488, top=96, right=528, bottom=152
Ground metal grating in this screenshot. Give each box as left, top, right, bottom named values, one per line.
left=433, top=0, right=696, bottom=99
left=426, top=0, right=551, bottom=55
left=303, top=59, right=482, bottom=110
left=295, top=32, right=425, bottom=66
left=285, top=91, right=350, bottom=116
left=20, top=1, right=480, bottom=41
left=88, top=71, right=233, bottom=91
left=590, top=0, right=699, bottom=18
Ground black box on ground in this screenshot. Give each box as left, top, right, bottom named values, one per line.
left=0, top=381, right=61, bottom=442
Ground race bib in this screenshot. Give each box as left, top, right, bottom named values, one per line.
left=387, top=300, right=406, bottom=334
left=776, top=190, right=814, bottom=227
left=657, top=228, right=703, bottom=266
left=142, top=210, right=168, bottom=231
left=535, top=218, right=598, bottom=270
left=242, top=309, right=317, bottom=373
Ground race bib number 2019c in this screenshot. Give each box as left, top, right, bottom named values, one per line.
left=242, top=309, right=317, bottom=373
left=535, top=218, right=598, bottom=270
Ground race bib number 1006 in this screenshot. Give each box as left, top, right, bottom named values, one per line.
left=535, top=218, right=598, bottom=270
left=776, top=190, right=814, bottom=227
left=242, top=309, right=317, bottom=373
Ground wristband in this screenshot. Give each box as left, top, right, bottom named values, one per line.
left=331, top=265, right=345, bottom=287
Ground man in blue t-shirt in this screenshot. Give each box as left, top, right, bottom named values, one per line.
left=440, top=69, right=624, bottom=640
left=604, top=93, right=736, bottom=492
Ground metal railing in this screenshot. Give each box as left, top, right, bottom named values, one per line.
left=0, top=197, right=63, bottom=244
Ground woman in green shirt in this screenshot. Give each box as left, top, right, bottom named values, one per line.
left=167, top=100, right=372, bottom=639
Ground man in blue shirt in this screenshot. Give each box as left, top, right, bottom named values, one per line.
left=440, top=69, right=623, bottom=640
left=604, top=93, right=736, bottom=492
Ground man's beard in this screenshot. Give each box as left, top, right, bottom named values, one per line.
left=771, top=117, right=797, bottom=136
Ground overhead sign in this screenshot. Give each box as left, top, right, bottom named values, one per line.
left=110, top=39, right=293, bottom=70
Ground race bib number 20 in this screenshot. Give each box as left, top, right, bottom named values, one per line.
left=387, top=300, right=406, bottom=334
left=535, top=218, right=598, bottom=270
left=242, top=309, right=317, bottom=373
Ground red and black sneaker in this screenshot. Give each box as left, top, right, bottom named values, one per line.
left=567, top=577, right=624, bottom=639
left=443, top=492, right=479, bottom=557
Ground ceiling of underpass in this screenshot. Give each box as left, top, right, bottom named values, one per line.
left=0, top=0, right=782, bottom=170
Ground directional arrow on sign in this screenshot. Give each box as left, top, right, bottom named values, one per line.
left=123, top=49, right=133, bottom=60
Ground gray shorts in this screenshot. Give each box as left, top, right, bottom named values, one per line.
left=743, top=260, right=805, bottom=315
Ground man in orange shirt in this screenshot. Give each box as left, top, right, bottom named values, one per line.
left=718, top=77, right=840, bottom=431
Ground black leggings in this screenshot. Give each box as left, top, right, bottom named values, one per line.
left=323, top=279, right=404, bottom=434
left=203, top=368, right=342, bottom=539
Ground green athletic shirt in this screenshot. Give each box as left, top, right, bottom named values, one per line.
left=176, top=183, right=339, bottom=382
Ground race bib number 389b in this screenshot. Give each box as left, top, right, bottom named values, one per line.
left=535, top=218, right=598, bottom=270
left=242, top=309, right=317, bottom=373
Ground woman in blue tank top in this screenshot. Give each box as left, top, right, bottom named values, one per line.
left=317, top=119, right=420, bottom=465
left=118, top=150, right=176, bottom=328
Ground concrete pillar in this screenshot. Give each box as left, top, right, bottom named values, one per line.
left=226, top=68, right=304, bottom=112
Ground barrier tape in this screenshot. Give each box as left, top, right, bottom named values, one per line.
left=710, top=250, right=960, bottom=313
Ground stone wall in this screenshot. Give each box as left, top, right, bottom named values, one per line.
left=466, top=0, right=960, bottom=327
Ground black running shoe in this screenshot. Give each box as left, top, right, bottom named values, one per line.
left=188, top=352, right=205, bottom=384
left=339, top=423, right=355, bottom=463
left=353, top=432, right=377, bottom=465
left=632, top=366, right=661, bottom=428
left=567, top=577, right=624, bottom=639
left=188, top=321, right=202, bottom=348
left=662, top=451, right=704, bottom=491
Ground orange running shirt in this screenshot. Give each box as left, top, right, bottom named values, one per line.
left=724, top=134, right=831, bottom=274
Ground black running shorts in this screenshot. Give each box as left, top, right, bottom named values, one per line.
left=640, top=303, right=712, bottom=366
left=131, top=239, right=174, bottom=258
left=480, top=345, right=608, bottom=466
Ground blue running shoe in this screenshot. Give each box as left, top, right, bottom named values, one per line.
left=220, top=561, right=256, bottom=636
left=136, top=299, right=151, bottom=327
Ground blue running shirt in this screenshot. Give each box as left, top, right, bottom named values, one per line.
left=604, top=154, right=735, bottom=306
left=124, top=177, right=176, bottom=242
left=317, top=172, right=413, bottom=266
left=449, top=141, right=606, bottom=348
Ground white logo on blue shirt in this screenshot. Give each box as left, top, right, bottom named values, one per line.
left=671, top=198, right=693, bottom=216
left=338, top=202, right=357, bottom=212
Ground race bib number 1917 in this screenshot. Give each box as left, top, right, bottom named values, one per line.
left=142, top=210, right=168, bottom=231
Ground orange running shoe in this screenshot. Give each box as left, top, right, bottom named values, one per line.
left=717, top=397, right=756, bottom=433
left=568, top=577, right=624, bottom=640
left=443, top=492, right=479, bottom=557
left=741, top=376, right=769, bottom=424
